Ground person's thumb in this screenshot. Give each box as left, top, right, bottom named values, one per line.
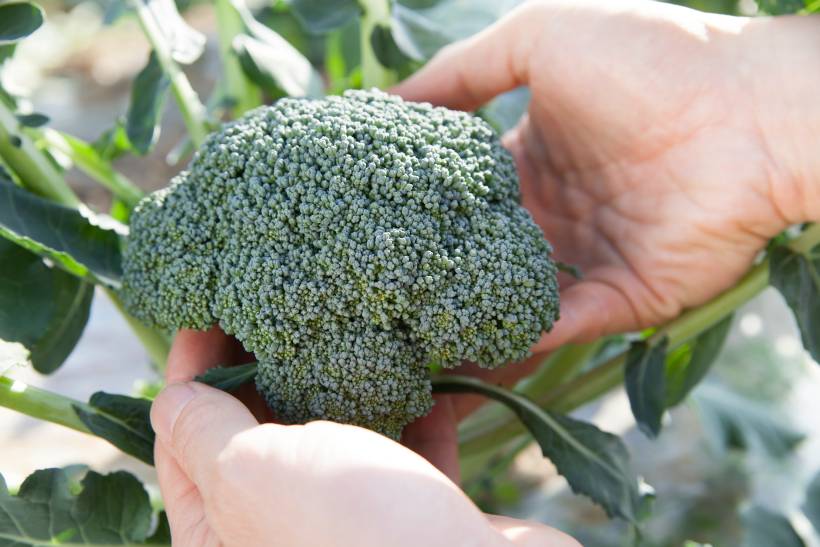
left=151, top=382, right=258, bottom=492
left=391, top=4, right=535, bottom=110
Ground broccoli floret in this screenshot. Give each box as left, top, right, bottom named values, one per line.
left=121, top=89, right=559, bottom=438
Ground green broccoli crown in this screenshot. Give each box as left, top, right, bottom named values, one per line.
left=122, top=89, right=559, bottom=438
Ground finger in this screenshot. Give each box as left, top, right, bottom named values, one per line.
left=167, top=327, right=237, bottom=383
left=532, top=279, right=640, bottom=354
left=401, top=395, right=460, bottom=482
left=391, top=5, right=535, bottom=110
left=151, top=382, right=259, bottom=497
left=155, top=439, right=219, bottom=547
left=487, top=514, right=581, bottom=547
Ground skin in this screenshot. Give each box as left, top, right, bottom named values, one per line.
left=152, top=1, right=820, bottom=544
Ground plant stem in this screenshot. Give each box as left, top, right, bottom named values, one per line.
left=458, top=342, right=602, bottom=456
left=129, top=0, right=209, bottom=148
left=0, top=376, right=90, bottom=434
left=0, top=102, right=79, bottom=206
left=40, top=129, right=144, bottom=208
left=459, top=224, right=820, bottom=456
left=519, top=341, right=604, bottom=398
left=359, top=0, right=396, bottom=89
left=106, top=289, right=171, bottom=371
left=214, top=0, right=262, bottom=116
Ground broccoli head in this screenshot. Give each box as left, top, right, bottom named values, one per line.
left=121, top=89, right=559, bottom=438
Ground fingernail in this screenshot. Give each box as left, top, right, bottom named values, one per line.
left=151, top=382, right=196, bottom=442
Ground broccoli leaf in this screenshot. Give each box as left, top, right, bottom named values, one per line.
left=73, top=392, right=155, bottom=466
left=664, top=314, right=733, bottom=407
left=0, top=239, right=93, bottom=374
left=770, top=241, right=820, bottom=363
left=740, top=506, right=805, bottom=547
left=804, top=470, right=820, bottom=535
left=126, top=52, right=170, bottom=156
left=369, top=24, right=412, bottom=70
left=231, top=2, right=324, bottom=98
left=694, top=382, right=804, bottom=459
left=142, top=0, right=205, bottom=64
left=0, top=174, right=124, bottom=288
left=289, top=0, right=361, bottom=34
left=624, top=337, right=668, bottom=438
left=0, top=2, right=43, bottom=44
left=433, top=375, right=642, bottom=522
left=15, top=113, right=49, bottom=128
left=0, top=467, right=169, bottom=546
left=194, top=362, right=258, bottom=392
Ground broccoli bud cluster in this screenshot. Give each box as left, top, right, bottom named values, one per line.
left=122, top=89, right=559, bottom=438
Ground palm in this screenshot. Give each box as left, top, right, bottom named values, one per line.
left=502, top=25, right=783, bottom=347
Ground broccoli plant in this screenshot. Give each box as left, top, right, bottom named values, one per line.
left=0, top=0, right=819, bottom=544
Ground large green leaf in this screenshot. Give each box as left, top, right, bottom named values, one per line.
left=741, top=506, right=805, bottom=547
left=0, top=175, right=124, bottom=287
left=0, top=2, right=44, bottom=45
left=289, top=0, right=360, bottom=34
left=143, top=0, right=205, bottom=64
left=233, top=34, right=323, bottom=98
left=804, top=471, right=820, bottom=535
left=0, top=467, right=169, bottom=546
left=0, top=239, right=93, bottom=374
left=433, top=375, right=642, bottom=521
left=126, top=52, right=170, bottom=156
left=369, top=23, right=413, bottom=71
left=665, top=314, right=733, bottom=407
left=695, top=382, right=804, bottom=459
left=624, top=337, right=668, bottom=438
left=770, top=242, right=820, bottom=363
left=73, top=392, right=155, bottom=466
left=231, top=1, right=324, bottom=98
left=391, top=0, right=521, bottom=60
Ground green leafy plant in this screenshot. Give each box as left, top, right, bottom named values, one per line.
left=0, top=0, right=819, bottom=544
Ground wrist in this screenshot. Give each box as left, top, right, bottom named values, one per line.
left=736, top=16, right=820, bottom=226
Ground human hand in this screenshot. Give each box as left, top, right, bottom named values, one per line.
left=394, top=0, right=820, bottom=356
left=151, top=330, right=579, bottom=547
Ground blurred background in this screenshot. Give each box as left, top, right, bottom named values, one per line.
left=1, top=0, right=818, bottom=545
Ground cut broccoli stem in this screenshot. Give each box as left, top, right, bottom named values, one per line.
left=0, top=376, right=90, bottom=434
left=214, top=0, right=262, bottom=116
left=458, top=223, right=820, bottom=457
left=359, top=0, right=396, bottom=89
left=129, top=0, right=209, bottom=148
left=0, top=101, right=79, bottom=206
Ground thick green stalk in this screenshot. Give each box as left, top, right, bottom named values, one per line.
left=519, top=341, right=604, bottom=398
left=214, top=0, right=262, bottom=116
left=0, top=376, right=90, bottom=433
left=0, top=102, right=79, bottom=206
left=106, top=289, right=170, bottom=371
left=359, top=0, right=396, bottom=88
left=129, top=0, right=209, bottom=147
left=459, top=224, right=820, bottom=456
